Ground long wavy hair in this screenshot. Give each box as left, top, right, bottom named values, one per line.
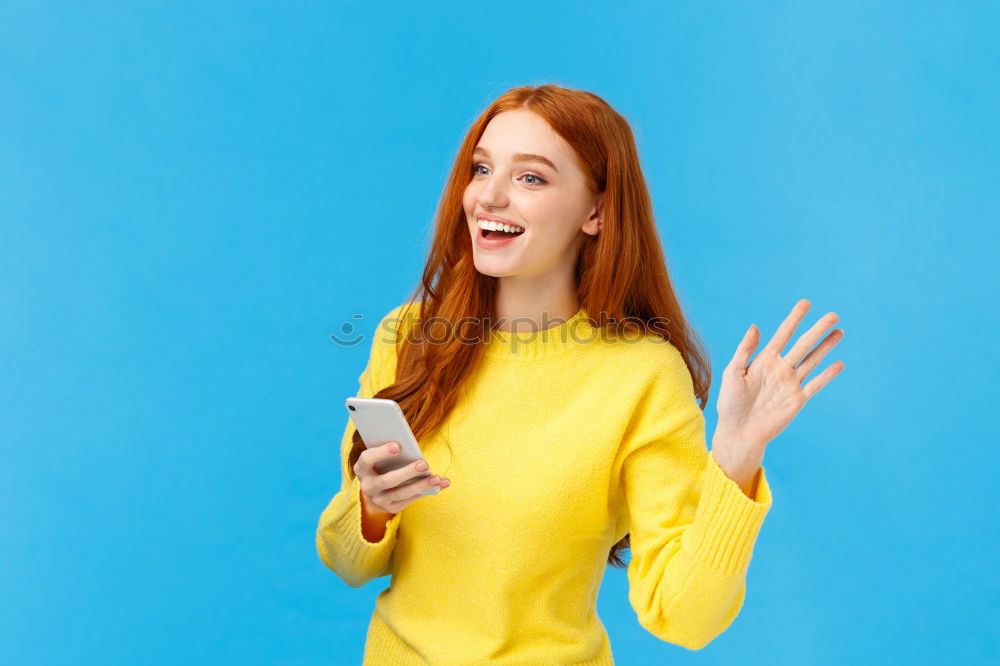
left=347, top=84, right=712, bottom=568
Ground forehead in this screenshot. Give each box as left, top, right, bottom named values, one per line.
left=474, top=110, right=573, bottom=166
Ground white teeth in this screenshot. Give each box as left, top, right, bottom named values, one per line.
left=477, top=219, right=524, bottom=233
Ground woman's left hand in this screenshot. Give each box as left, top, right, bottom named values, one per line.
left=711, top=299, right=845, bottom=493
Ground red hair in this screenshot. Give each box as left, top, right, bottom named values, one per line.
left=348, top=84, right=712, bottom=568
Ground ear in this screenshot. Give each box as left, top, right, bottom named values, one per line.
left=582, top=193, right=604, bottom=236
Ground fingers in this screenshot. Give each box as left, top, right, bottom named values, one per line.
left=355, top=440, right=405, bottom=477
left=794, top=328, right=844, bottom=380
left=784, top=310, right=840, bottom=369
left=802, top=360, right=845, bottom=400
left=762, top=299, right=811, bottom=357
left=378, top=457, right=433, bottom=492
left=387, top=474, right=449, bottom=504
left=354, top=441, right=450, bottom=513
left=728, top=322, right=760, bottom=375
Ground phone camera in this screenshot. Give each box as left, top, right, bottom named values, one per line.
left=348, top=405, right=356, bottom=411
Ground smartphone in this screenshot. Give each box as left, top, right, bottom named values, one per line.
left=345, top=397, right=439, bottom=495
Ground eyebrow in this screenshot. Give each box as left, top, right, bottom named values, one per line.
left=472, top=146, right=559, bottom=173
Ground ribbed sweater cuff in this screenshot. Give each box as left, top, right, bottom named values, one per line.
left=681, top=453, right=773, bottom=575
left=331, top=475, right=401, bottom=565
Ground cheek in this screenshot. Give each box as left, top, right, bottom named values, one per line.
left=525, top=196, right=576, bottom=239
left=463, top=181, right=480, bottom=204
left=462, top=186, right=479, bottom=221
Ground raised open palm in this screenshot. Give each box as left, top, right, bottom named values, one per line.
left=716, top=299, right=845, bottom=451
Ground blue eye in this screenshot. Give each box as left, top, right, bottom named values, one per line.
left=471, top=163, right=547, bottom=186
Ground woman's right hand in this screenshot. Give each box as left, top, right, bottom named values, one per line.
left=353, top=441, right=450, bottom=516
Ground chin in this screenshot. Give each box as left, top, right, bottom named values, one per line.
left=472, top=251, right=519, bottom=278
left=472, top=256, right=521, bottom=278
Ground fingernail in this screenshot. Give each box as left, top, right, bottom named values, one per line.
left=390, top=443, right=399, bottom=453
left=416, top=461, right=428, bottom=471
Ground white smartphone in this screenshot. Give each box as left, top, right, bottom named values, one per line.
left=345, top=397, right=439, bottom=495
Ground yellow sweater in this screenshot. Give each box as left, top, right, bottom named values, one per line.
left=317, top=303, right=773, bottom=664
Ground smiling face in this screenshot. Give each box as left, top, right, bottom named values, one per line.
left=463, top=109, right=603, bottom=281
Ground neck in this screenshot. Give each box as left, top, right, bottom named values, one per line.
left=493, top=272, right=579, bottom=333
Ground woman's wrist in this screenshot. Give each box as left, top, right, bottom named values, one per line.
left=710, top=429, right=765, bottom=498
left=358, top=487, right=394, bottom=541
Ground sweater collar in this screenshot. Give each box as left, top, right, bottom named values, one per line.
left=483, top=306, right=594, bottom=360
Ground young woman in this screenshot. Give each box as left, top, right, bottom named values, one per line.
left=317, top=84, right=844, bottom=664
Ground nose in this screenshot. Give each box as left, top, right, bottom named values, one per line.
left=477, top=170, right=509, bottom=209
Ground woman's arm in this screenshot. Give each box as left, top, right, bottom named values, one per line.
left=619, top=357, right=772, bottom=651
left=315, top=306, right=406, bottom=587
left=622, top=299, right=843, bottom=650
left=315, top=401, right=402, bottom=587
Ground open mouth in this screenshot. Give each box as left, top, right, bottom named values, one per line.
left=480, top=227, right=525, bottom=239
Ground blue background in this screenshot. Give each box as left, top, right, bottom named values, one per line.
left=3, top=1, right=997, bottom=664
